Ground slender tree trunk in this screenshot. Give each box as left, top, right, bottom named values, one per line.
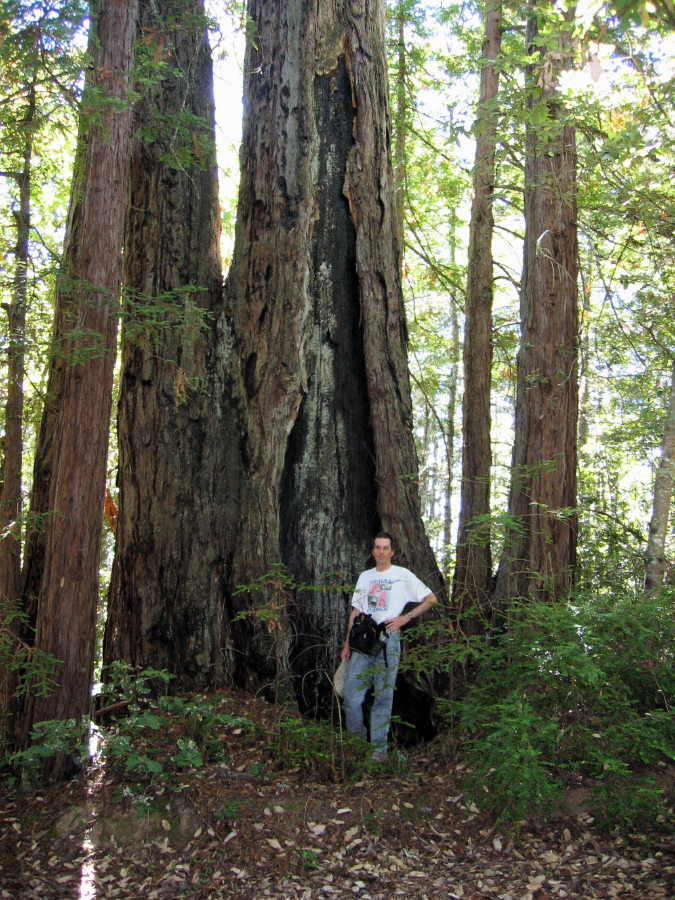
left=577, top=265, right=591, bottom=454
left=0, top=85, right=34, bottom=743
left=18, top=0, right=137, bottom=761
left=104, top=0, right=240, bottom=691
left=492, top=1, right=578, bottom=608
left=644, top=362, right=675, bottom=593
left=228, top=0, right=443, bottom=718
left=442, top=290, right=460, bottom=573
left=0, top=86, right=34, bottom=611
left=453, top=0, right=501, bottom=622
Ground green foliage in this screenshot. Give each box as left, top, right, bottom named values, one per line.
left=293, top=847, right=319, bottom=870
left=590, top=767, right=665, bottom=833
left=431, top=593, right=675, bottom=826
left=97, top=663, right=253, bottom=786
left=261, top=710, right=371, bottom=782
left=2, top=663, right=253, bottom=789
left=0, top=598, right=62, bottom=753
left=4, top=718, right=88, bottom=785
left=215, top=798, right=242, bottom=822
left=462, top=692, right=564, bottom=823
left=100, top=660, right=175, bottom=705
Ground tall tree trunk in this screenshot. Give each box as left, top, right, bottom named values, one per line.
left=227, top=0, right=442, bottom=717
left=492, top=0, right=578, bottom=608
left=105, top=0, right=442, bottom=729
left=644, top=362, right=675, bottom=593
left=0, top=86, right=33, bottom=610
left=453, top=0, right=501, bottom=623
left=103, top=0, right=240, bottom=691
left=577, top=265, right=591, bottom=455
left=442, top=287, right=460, bottom=573
left=18, top=0, right=137, bottom=761
left=0, top=84, right=34, bottom=743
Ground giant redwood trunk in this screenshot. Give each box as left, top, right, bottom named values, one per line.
left=103, top=0, right=243, bottom=689
left=18, top=0, right=138, bottom=757
left=453, top=0, right=501, bottom=627
left=106, top=0, right=442, bottom=724
left=492, top=1, right=578, bottom=608
left=226, top=0, right=442, bottom=716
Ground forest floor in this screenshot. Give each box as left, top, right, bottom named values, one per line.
left=1, top=690, right=674, bottom=900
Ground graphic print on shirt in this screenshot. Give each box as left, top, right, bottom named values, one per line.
left=367, top=580, right=395, bottom=612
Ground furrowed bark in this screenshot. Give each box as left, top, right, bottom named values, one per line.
left=103, top=0, right=242, bottom=691
left=453, top=0, right=501, bottom=630
left=0, top=86, right=33, bottom=612
left=0, top=85, right=34, bottom=743
left=19, top=0, right=138, bottom=765
left=493, top=1, right=578, bottom=609
left=226, top=0, right=443, bottom=717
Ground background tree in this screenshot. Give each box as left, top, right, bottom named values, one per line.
left=644, top=362, right=675, bottom=592
left=492, top=0, right=579, bottom=608
left=453, top=0, right=502, bottom=627
left=0, top=0, right=88, bottom=742
left=18, top=0, right=138, bottom=761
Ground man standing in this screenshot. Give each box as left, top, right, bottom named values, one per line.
left=340, top=532, right=437, bottom=761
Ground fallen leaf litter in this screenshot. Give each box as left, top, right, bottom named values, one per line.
left=1, top=691, right=674, bottom=899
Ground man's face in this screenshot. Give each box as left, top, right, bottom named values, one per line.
left=372, top=538, right=394, bottom=569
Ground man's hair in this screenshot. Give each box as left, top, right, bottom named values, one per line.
left=372, top=531, right=395, bottom=550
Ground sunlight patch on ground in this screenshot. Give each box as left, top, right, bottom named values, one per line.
left=79, top=838, right=96, bottom=900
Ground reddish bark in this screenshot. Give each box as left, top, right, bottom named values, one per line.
left=453, top=0, right=502, bottom=626
left=105, top=1, right=442, bottom=732
left=0, top=87, right=33, bottom=613
left=103, top=0, right=241, bottom=690
left=19, top=0, right=138, bottom=758
left=493, top=2, right=578, bottom=608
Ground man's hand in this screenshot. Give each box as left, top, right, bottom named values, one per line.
left=384, top=592, right=437, bottom=634
left=340, top=644, right=351, bottom=662
left=384, top=615, right=408, bottom=633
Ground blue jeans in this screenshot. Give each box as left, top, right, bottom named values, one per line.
left=343, top=635, right=401, bottom=751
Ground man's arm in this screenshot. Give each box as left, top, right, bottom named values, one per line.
left=384, top=592, right=437, bottom=634
left=340, top=606, right=360, bottom=661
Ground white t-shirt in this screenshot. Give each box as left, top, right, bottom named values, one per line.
left=351, top=565, right=432, bottom=624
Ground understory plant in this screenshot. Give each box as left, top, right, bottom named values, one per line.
left=431, top=589, right=675, bottom=827
left=2, top=661, right=253, bottom=789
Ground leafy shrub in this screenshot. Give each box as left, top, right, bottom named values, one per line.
left=3, top=663, right=253, bottom=790
left=433, top=592, right=675, bottom=826
left=590, top=764, right=665, bottom=832
left=462, top=692, right=563, bottom=822
left=4, top=718, right=89, bottom=785
left=265, top=712, right=369, bottom=781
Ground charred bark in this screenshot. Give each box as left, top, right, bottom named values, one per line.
left=226, top=0, right=443, bottom=715
left=105, top=0, right=442, bottom=729
left=103, top=0, right=243, bottom=691
left=453, top=0, right=501, bottom=629
left=492, top=1, right=578, bottom=609
left=18, top=0, right=138, bottom=759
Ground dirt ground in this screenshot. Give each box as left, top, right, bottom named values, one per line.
left=1, top=692, right=674, bottom=900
